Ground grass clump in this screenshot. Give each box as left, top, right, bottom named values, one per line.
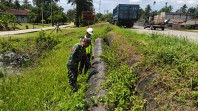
left=100, top=27, right=144, bottom=110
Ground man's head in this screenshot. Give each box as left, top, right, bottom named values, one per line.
left=86, top=28, right=93, bottom=38
left=82, top=38, right=91, bottom=48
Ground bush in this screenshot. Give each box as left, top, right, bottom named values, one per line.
left=36, top=30, right=60, bottom=50
left=184, top=24, right=191, bottom=29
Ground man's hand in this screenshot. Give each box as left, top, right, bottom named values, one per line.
left=88, top=62, right=92, bottom=68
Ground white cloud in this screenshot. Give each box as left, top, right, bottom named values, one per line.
left=129, top=0, right=142, bottom=3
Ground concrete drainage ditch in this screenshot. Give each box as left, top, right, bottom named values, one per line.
left=86, top=38, right=106, bottom=111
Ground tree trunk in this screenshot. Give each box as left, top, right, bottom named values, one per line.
left=76, top=2, right=80, bottom=27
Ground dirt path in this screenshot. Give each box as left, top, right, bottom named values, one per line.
left=0, top=23, right=74, bottom=37
left=86, top=38, right=106, bottom=111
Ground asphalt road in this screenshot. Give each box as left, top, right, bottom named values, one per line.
left=0, top=23, right=74, bottom=37
left=130, top=25, right=198, bottom=42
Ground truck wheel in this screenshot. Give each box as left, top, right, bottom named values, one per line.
left=151, top=26, right=153, bottom=30
left=162, top=27, right=164, bottom=30
left=114, top=21, right=117, bottom=26
left=154, top=27, right=156, bottom=30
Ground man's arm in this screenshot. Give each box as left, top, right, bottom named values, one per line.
left=79, top=37, right=84, bottom=43
left=67, top=44, right=79, bottom=67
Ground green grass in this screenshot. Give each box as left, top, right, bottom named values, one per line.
left=100, top=25, right=198, bottom=110
left=0, top=23, right=108, bottom=110
left=179, top=30, right=198, bottom=33
left=1, top=22, right=198, bottom=110
left=2, top=22, right=69, bottom=31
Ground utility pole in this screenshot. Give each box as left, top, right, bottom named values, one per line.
left=42, top=0, right=44, bottom=27
left=51, top=0, right=54, bottom=26
left=99, top=0, right=101, bottom=13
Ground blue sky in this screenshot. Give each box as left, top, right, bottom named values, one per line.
left=20, top=0, right=198, bottom=13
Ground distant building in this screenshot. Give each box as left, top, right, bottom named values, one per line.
left=0, top=9, right=30, bottom=23
left=165, top=12, right=193, bottom=22
left=180, top=18, right=198, bottom=30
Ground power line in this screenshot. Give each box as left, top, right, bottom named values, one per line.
left=99, top=0, right=101, bottom=13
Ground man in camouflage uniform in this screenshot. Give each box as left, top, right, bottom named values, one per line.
left=67, top=38, right=91, bottom=89
left=79, top=28, right=93, bottom=74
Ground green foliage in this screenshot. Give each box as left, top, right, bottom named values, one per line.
left=191, top=78, right=198, bottom=90
left=0, top=24, right=108, bottom=110
left=0, top=3, right=8, bottom=10
left=103, top=65, right=141, bottom=110
left=185, top=24, right=191, bottom=29
left=28, top=3, right=66, bottom=24
left=100, top=25, right=144, bottom=110
left=0, top=68, right=5, bottom=78
left=104, top=24, right=198, bottom=109
left=66, top=9, right=76, bottom=22
left=36, top=30, right=60, bottom=50
left=67, top=0, right=94, bottom=27
left=191, top=92, right=198, bottom=106
left=28, top=12, right=38, bottom=23
left=0, top=13, right=16, bottom=30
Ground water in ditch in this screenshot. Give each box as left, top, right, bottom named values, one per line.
left=0, top=52, right=29, bottom=77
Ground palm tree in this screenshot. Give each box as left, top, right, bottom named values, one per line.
left=180, top=4, right=188, bottom=13
left=67, top=0, right=93, bottom=27
left=33, top=0, right=59, bottom=6
left=153, top=1, right=156, bottom=11
left=23, top=0, right=28, bottom=9
left=14, top=0, right=20, bottom=9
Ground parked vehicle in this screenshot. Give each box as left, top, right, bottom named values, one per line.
left=112, top=4, right=139, bottom=28
left=144, top=13, right=166, bottom=30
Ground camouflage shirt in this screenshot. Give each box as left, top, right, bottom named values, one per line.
left=67, top=43, right=89, bottom=69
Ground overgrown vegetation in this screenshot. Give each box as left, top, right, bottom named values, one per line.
left=101, top=25, right=198, bottom=110
left=1, top=23, right=198, bottom=110
left=0, top=24, right=109, bottom=110
left=0, top=13, right=16, bottom=30
left=0, top=30, right=60, bottom=66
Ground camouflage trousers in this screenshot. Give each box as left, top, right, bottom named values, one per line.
left=67, top=67, right=78, bottom=87
left=79, top=54, right=91, bottom=74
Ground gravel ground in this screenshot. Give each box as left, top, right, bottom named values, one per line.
left=129, top=25, right=198, bottom=42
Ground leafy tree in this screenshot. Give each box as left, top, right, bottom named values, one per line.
left=0, top=0, right=11, bottom=8
left=66, top=9, right=76, bottom=22
left=95, top=13, right=103, bottom=21
left=0, top=13, right=16, bottom=30
left=144, top=4, right=151, bottom=17
left=28, top=12, right=38, bottom=28
left=32, top=0, right=60, bottom=7
left=0, top=3, right=8, bottom=10
left=188, top=7, right=196, bottom=14
left=158, top=2, right=173, bottom=14
left=103, top=13, right=111, bottom=22
left=22, top=0, right=32, bottom=9
left=14, top=0, right=20, bottom=9
left=188, top=7, right=197, bottom=18
left=8, top=0, right=13, bottom=8
left=138, top=8, right=144, bottom=21
left=29, top=2, right=66, bottom=25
